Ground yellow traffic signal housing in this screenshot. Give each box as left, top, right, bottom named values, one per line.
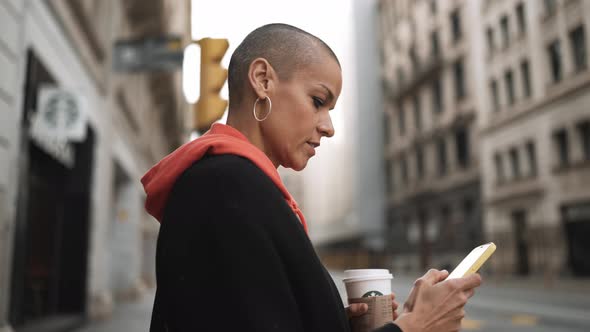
left=194, top=38, right=229, bottom=132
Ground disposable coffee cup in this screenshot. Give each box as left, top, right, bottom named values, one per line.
left=343, top=269, right=394, bottom=332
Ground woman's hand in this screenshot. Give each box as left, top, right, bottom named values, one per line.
left=394, top=269, right=482, bottom=332
left=345, top=293, right=400, bottom=321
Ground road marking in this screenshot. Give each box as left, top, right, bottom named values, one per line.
left=462, top=318, right=483, bottom=330
left=511, top=314, right=539, bottom=326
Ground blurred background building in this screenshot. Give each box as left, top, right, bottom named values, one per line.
left=298, top=0, right=388, bottom=268
left=479, top=0, right=590, bottom=278
left=0, top=1, right=189, bottom=331
left=378, top=0, right=485, bottom=273
left=377, top=0, right=590, bottom=278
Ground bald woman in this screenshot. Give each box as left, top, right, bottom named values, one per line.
left=142, top=23, right=481, bottom=332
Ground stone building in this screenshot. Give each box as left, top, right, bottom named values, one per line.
left=479, top=0, right=590, bottom=277
left=377, top=0, right=485, bottom=273
left=378, top=0, right=590, bottom=278
left=0, top=1, right=188, bottom=331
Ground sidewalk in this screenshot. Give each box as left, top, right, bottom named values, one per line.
left=74, top=291, right=155, bottom=332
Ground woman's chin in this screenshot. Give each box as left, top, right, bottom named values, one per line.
left=286, top=157, right=310, bottom=171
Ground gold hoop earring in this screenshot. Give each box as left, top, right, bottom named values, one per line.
left=253, top=96, right=272, bottom=122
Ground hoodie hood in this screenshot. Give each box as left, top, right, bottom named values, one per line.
left=141, top=123, right=308, bottom=234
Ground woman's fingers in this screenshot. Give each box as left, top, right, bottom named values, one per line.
left=392, top=299, right=399, bottom=320
left=346, top=303, right=368, bottom=318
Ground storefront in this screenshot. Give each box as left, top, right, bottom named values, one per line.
left=9, top=50, right=94, bottom=330
left=562, top=201, right=590, bottom=276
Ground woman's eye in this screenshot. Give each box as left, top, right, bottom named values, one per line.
left=312, top=97, right=324, bottom=108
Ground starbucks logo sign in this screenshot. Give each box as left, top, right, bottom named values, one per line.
left=362, top=291, right=383, bottom=298
left=29, top=86, right=88, bottom=168
left=43, top=93, right=80, bottom=130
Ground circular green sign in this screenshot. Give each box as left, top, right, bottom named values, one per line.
left=362, top=290, right=383, bottom=298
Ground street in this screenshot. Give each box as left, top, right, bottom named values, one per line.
left=331, top=271, right=590, bottom=332
left=75, top=271, right=590, bottom=332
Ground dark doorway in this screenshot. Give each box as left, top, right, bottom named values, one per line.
left=562, top=203, right=590, bottom=276
left=10, top=50, right=94, bottom=329
left=512, top=210, right=530, bottom=275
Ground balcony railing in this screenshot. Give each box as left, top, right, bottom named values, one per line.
left=385, top=54, right=444, bottom=101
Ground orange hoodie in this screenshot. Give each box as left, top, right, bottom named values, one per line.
left=141, top=123, right=308, bottom=234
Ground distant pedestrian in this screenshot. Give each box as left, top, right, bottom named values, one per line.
left=142, top=23, right=481, bottom=332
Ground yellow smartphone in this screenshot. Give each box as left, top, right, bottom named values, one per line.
left=446, top=242, right=496, bottom=279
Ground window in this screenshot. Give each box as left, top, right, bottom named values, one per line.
left=386, top=159, right=393, bottom=194
left=520, top=59, right=532, bottom=98
left=505, top=70, right=515, bottom=105
left=432, top=78, right=443, bottom=114
left=410, top=46, right=419, bottom=73
left=383, top=112, right=391, bottom=144
left=401, top=154, right=409, bottom=185
left=500, top=15, right=510, bottom=48
left=437, top=138, right=448, bottom=176
left=570, top=25, right=587, bottom=72
left=495, top=153, right=505, bottom=182
left=486, top=27, right=495, bottom=54
left=430, top=0, right=437, bottom=14
left=463, top=199, right=474, bottom=224
left=544, top=0, right=557, bottom=15
left=451, top=9, right=462, bottom=43
left=416, top=146, right=425, bottom=180
left=509, top=147, right=521, bottom=179
left=490, top=79, right=500, bottom=111
left=454, top=59, right=466, bottom=100
left=431, top=31, right=440, bottom=57
left=455, top=127, right=470, bottom=168
left=553, top=129, right=569, bottom=167
left=413, top=95, right=422, bottom=131
left=397, top=67, right=405, bottom=87
left=548, top=40, right=562, bottom=83
left=578, top=121, right=590, bottom=161
left=440, top=205, right=454, bottom=243
left=516, top=3, right=526, bottom=35
left=398, top=104, right=406, bottom=136
left=526, top=141, right=537, bottom=176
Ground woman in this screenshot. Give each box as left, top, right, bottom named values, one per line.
left=142, top=23, right=481, bottom=332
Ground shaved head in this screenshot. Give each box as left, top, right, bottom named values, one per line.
left=228, top=23, right=340, bottom=106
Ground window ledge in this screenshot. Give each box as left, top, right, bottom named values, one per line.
left=552, top=159, right=590, bottom=174
left=541, top=10, right=557, bottom=23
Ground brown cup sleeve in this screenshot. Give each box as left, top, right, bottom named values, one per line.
left=348, top=295, right=394, bottom=332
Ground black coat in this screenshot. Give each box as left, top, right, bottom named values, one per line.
left=149, top=155, right=401, bottom=332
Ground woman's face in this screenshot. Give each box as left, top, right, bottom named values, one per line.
left=263, top=52, right=342, bottom=171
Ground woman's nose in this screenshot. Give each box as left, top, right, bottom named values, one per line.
left=318, top=113, right=335, bottom=138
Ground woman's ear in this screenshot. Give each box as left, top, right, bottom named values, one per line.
left=248, top=58, right=277, bottom=99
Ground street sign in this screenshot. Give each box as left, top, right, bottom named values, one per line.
left=113, top=35, right=184, bottom=72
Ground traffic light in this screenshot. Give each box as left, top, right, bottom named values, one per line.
left=194, top=38, right=229, bottom=133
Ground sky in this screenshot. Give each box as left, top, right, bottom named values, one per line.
left=183, top=0, right=353, bottom=133
left=182, top=0, right=377, bottom=241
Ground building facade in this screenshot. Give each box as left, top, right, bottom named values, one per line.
left=378, top=0, right=590, bottom=278
left=378, top=0, right=486, bottom=273
left=0, top=1, right=188, bottom=331
left=479, top=0, right=590, bottom=277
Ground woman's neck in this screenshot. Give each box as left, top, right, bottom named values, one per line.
left=226, top=110, right=279, bottom=168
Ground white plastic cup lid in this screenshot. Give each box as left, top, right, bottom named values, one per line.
left=342, top=274, right=393, bottom=284
left=343, top=269, right=391, bottom=279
